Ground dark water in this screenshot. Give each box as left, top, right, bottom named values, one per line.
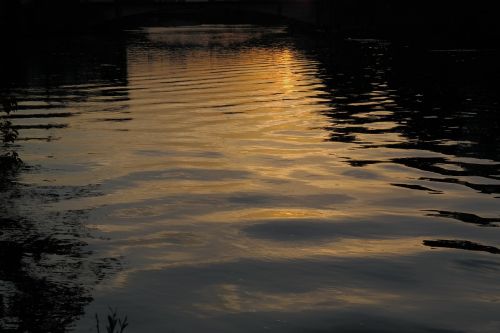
left=1, top=25, right=500, bottom=332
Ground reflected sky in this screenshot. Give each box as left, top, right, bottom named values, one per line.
left=2, top=25, right=500, bottom=332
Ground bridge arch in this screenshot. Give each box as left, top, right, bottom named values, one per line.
left=78, top=1, right=326, bottom=30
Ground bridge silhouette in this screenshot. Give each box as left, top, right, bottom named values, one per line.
left=1, top=0, right=331, bottom=31
left=76, top=0, right=325, bottom=27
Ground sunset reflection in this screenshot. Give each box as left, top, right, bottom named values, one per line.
left=4, top=23, right=500, bottom=333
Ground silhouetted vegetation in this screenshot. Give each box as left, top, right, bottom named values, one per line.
left=96, top=308, right=129, bottom=333
left=0, top=94, right=22, bottom=174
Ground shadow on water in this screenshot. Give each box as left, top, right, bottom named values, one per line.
left=0, top=34, right=128, bottom=332
left=0, top=187, right=122, bottom=331
left=423, top=240, right=500, bottom=255
left=425, top=210, right=500, bottom=228
left=315, top=41, right=500, bottom=160
left=301, top=35, right=500, bottom=227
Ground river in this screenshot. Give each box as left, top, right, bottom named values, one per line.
left=1, top=25, right=500, bottom=332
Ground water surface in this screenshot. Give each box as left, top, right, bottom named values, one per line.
left=1, top=25, right=500, bottom=332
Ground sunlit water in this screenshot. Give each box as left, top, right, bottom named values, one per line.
left=1, top=25, right=500, bottom=332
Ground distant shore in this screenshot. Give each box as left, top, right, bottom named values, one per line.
left=1, top=1, right=499, bottom=47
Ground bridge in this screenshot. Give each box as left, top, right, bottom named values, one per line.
left=79, top=0, right=330, bottom=27
left=1, top=0, right=333, bottom=32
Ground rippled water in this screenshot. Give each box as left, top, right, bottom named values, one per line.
left=1, top=25, right=500, bottom=332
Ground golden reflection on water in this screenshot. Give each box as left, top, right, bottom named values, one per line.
left=194, top=284, right=399, bottom=315
left=36, top=27, right=496, bottom=278
left=49, top=26, right=427, bottom=294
